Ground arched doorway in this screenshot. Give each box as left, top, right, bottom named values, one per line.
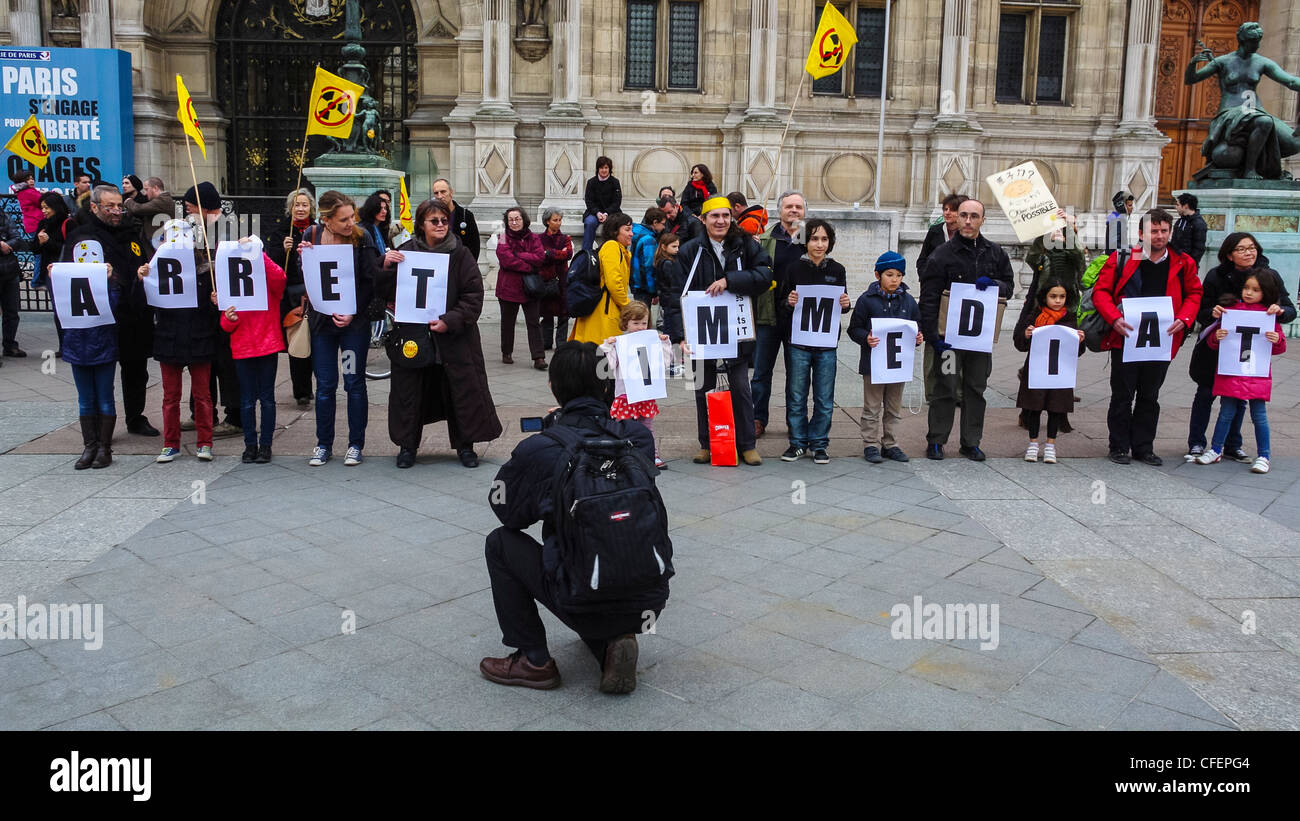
left=1155, top=0, right=1260, bottom=198
left=215, top=0, right=417, bottom=199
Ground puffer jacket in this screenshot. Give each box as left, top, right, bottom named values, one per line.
left=219, top=254, right=288, bottom=359
left=662, top=229, right=774, bottom=360
left=847, top=280, right=921, bottom=375
left=629, top=221, right=659, bottom=294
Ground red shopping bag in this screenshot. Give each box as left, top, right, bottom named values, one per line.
left=706, top=371, right=737, bottom=466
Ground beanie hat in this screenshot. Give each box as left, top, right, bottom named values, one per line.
left=183, top=181, right=221, bottom=211
left=125, top=174, right=144, bottom=192
left=875, top=251, right=906, bottom=273
left=700, top=195, right=731, bottom=215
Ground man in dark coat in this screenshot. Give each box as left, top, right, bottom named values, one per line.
left=664, top=195, right=775, bottom=466
left=63, top=184, right=158, bottom=436
left=919, top=198, right=1015, bottom=461
left=481, top=341, right=665, bottom=694
left=432, top=177, right=481, bottom=261
left=0, top=206, right=23, bottom=360
left=658, top=194, right=703, bottom=245
left=1172, top=192, right=1208, bottom=272
left=916, top=193, right=967, bottom=403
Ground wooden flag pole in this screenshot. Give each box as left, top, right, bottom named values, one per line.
left=183, top=136, right=213, bottom=270
left=293, top=130, right=309, bottom=195
left=763, top=69, right=807, bottom=214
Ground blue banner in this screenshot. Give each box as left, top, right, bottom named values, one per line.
left=1, top=47, right=133, bottom=193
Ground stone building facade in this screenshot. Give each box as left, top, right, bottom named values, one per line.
left=3, top=0, right=1298, bottom=279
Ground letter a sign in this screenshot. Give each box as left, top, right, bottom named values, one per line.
left=50, top=263, right=115, bottom=329
left=1121, top=296, right=1174, bottom=363
left=944, top=282, right=997, bottom=353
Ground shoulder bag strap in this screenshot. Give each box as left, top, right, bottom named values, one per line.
left=681, top=247, right=703, bottom=297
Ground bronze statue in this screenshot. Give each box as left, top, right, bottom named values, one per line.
left=1185, top=22, right=1300, bottom=181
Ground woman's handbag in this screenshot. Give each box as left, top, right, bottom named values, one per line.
left=523, top=271, right=559, bottom=301
left=283, top=297, right=311, bottom=358
left=385, top=322, right=435, bottom=368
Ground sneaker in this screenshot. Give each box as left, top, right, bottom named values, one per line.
left=1024, top=442, right=1039, bottom=462
left=344, top=446, right=363, bottom=466
left=882, top=446, right=909, bottom=463
left=781, top=446, right=806, bottom=462
left=1229, top=448, right=1252, bottom=464
left=654, top=457, right=667, bottom=470
left=479, top=651, right=561, bottom=690
left=959, top=445, right=987, bottom=462
left=180, top=416, right=196, bottom=432
left=1109, top=450, right=1131, bottom=465
left=599, top=634, right=638, bottom=694
left=308, top=446, right=329, bottom=466
left=196, top=445, right=213, bottom=462
left=863, top=446, right=883, bottom=464
left=812, top=448, right=830, bottom=464
left=1194, top=449, right=1221, bottom=465
left=241, top=445, right=257, bottom=464
left=155, top=447, right=180, bottom=463
left=1251, top=457, right=1270, bottom=474
left=926, top=443, right=944, bottom=460
left=1184, top=445, right=1204, bottom=463
left=1043, top=444, right=1057, bottom=464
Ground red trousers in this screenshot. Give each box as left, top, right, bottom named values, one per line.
left=161, top=361, right=213, bottom=448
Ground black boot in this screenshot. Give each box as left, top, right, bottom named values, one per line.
left=92, top=414, right=116, bottom=469
left=75, top=415, right=99, bottom=470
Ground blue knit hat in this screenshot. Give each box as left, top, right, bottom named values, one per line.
left=875, top=251, right=906, bottom=273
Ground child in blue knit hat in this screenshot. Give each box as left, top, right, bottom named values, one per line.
left=847, top=251, right=924, bottom=462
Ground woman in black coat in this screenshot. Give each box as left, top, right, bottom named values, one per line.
left=376, top=198, right=503, bottom=468
left=266, top=188, right=316, bottom=404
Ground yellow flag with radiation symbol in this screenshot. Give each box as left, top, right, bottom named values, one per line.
left=805, top=4, right=858, bottom=80
left=4, top=114, right=50, bottom=169
left=175, top=74, right=207, bottom=159
left=306, top=66, right=364, bottom=139
left=398, top=176, right=413, bottom=233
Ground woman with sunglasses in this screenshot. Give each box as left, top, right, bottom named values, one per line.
left=1185, top=232, right=1296, bottom=462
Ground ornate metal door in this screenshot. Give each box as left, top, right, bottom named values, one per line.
left=215, top=0, right=417, bottom=198
left=1155, top=0, right=1259, bottom=198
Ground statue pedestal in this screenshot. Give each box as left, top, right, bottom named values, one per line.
left=1188, top=186, right=1300, bottom=335
left=302, top=165, right=406, bottom=210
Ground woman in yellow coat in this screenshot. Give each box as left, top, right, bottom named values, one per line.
left=571, top=213, right=634, bottom=344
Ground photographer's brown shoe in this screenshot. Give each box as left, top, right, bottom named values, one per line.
left=479, top=652, right=561, bottom=690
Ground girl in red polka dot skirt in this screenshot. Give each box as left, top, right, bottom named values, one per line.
left=601, top=301, right=673, bottom=470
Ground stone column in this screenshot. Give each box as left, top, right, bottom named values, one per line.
left=540, top=0, right=589, bottom=218
left=479, top=0, right=512, bottom=114
left=744, top=0, right=778, bottom=121
left=79, top=0, right=112, bottom=49
left=548, top=0, right=581, bottom=115
left=937, top=0, right=972, bottom=123
left=1119, top=0, right=1160, bottom=125
left=9, top=0, right=42, bottom=46
left=1108, top=0, right=1167, bottom=214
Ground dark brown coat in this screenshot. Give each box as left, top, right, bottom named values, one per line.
left=378, top=236, right=503, bottom=446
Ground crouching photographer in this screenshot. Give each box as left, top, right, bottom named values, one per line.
left=482, top=341, right=673, bottom=694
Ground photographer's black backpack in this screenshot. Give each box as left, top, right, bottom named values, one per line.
left=543, top=417, right=673, bottom=613
left=565, top=248, right=607, bottom=318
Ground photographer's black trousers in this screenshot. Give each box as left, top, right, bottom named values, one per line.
left=484, top=527, right=655, bottom=664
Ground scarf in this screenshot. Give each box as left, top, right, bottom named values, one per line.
left=689, top=179, right=710, bottom=197
left=1033, top=306, right=1067, bottom=328
left=292, top=217, right=312, bottom=230
left=410, top=231, right=460, bottom=255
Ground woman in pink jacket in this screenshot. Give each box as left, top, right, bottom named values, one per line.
left=1194, top=272, right=1286, bottom=473
left=494, top=206, right=548, bottom=370
left=219, top=245, right=287, bottom=464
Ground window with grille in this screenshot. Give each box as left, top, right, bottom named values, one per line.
left=625, top=1, right=700, bottom=91
left=812, top=2, right=890, bottom=99
left=996, top=2, right=1076, bottom=104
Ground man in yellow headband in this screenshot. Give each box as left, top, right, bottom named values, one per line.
left=659, top=196, right=774, bottom=466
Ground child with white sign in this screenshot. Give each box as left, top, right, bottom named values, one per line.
left=1195, top=275, right=1286, bottom=473
left=847, top=251, right=923, bottom=463
left=1013, top=277, right=1084, bottom=464
left=600, top=301, right=673, bottom=470
left=780, top=219, right=851, bottom=464
left=219, top=244, right=287, bottom=464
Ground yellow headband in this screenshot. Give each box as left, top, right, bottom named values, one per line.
left=701, top=196, right=732, bottom=215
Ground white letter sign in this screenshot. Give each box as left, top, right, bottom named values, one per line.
left=144, top=244, right=198, bottom=309
left=301, top=244, right=357, bottom=316
left=1121, top=296, right=1174, bottom=363
left=1218, top=309, right=1275, bottom=378
left=869, top=318, right=918, bottom=384
left=790, top=285, right=843, bottom=348
left=214, top=238, right=267, bottom=312
left=944, top=282, right=998, bottom=353
left=617, top=329, right=667, bottom=403
left=394, top=251, right=449, bottom=324
left=681, top=293, right=738, bottom=360
left=51, top=263, right=115, bottom=329
left=1028, top=324, right=1079, bottom=389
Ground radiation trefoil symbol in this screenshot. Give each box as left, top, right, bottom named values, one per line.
left=21, top=125, right=48, bottom=157
left=314, top=88, right=353, bottom=127
left=818, top=30, right=844, bottom=69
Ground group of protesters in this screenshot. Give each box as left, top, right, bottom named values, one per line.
left=5, top=159, right=1292, bottom=476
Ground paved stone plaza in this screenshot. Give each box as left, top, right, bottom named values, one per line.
left=2, top=311, right=1298, bottom=730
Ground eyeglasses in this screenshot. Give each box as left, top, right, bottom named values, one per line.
left=99, top=205, right=125, bottom=213
left=426, top=218, right=449, bottom=226
left=1233, top=245, right=1258, bottom=253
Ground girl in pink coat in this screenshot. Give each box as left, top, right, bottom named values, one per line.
left=1195, top=272, right=1286, bottom=473
left=219, top=246, right=286, bottom=464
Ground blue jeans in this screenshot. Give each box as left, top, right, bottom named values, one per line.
left=786, top=346, right=837, bottom=450
left=1188, top=380, right=1243, bottom=453
left=312, top=323, right=368, bottom=451
left=582, top=215, right=600, bottom=251
left=71, top=362, right=116, bottom=416
left=1211, top=398, right=1269, bottom=458
left=751, top=323, right=788, bottom=427
left=235, top=353, right=277, bottom=447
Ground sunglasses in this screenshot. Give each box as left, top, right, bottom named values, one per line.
left=426, top=217, right=449, bottom=226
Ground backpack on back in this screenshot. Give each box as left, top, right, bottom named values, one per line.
left=565, top=248, right=607, bottom=318
left=543, top=416, right=673, bottom=614
left=1078, top=250, right=1127, bottom=353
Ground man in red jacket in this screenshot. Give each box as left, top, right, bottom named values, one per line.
left=1092, top=209, right=1202, bottom=466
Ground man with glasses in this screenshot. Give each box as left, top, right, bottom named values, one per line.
left=62, top=185, right=158, bottom=436
left=431, top=178, right=480, bottom=261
